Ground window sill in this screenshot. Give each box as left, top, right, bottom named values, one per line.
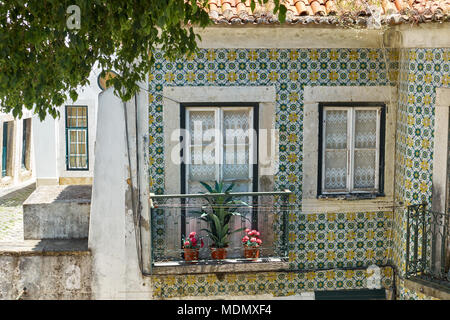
left=151, top=257, right=289, bottom=275
left=318, top=193, right=383, bottom=200
left=302, top=196, right=394, bottom=214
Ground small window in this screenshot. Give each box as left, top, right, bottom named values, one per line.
left=21, top=118, right=31, bottom=170
left=65, top=106, right=88, bottom=170
left=2, top=122, right=11, bottom=177
left=318, top=103, right=385, bottom=197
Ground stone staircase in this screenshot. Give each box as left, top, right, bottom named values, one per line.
left=23, top=185, right=91, bottom=240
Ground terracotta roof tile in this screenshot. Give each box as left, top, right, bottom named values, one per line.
left=293, top=0, right=308, bottom=15
left=325, top=0, right=338, bottom=14
left=206, top=0, right=450, bottom=25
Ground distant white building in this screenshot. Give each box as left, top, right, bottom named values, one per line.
left=0, top=110, right=34, bottom=189
left=0, top=69, right=101, bottom=191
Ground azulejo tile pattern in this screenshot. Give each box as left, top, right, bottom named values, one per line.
left=392, top=48, right=450, bottom=282
left=149, top=48, right=395, bottom=200
left=148, top=47, right=448, bottom=298
left=148, top=48, right=395, bottom=297
left=152, top=267, right=394, bottom=299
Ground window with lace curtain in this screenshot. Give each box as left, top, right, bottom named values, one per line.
left=318, top=103, right=385, bottom=197
left=180, top=104, right=259, bottom=254
left=182, top=104, right=257, bottom=194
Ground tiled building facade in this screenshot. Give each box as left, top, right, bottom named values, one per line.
left=147, top=43, right=449, bottom=299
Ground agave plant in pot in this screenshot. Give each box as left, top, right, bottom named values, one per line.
left=192, top=181, right=250, bottom=260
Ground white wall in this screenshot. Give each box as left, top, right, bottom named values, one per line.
left=32, top=115, right=58, bottom=185
left=89, top=87, right=152, bottom=299
left=0, top=111, right=35, bottom=188
left=33, top=68, right=101, bottom=186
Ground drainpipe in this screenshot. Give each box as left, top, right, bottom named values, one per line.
left=122, top=83, right=152, bottom=276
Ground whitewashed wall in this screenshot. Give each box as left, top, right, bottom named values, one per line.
left=33, top=68, right=101, bottom=186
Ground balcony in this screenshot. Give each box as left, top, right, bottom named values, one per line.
left=150, top=190, right=292, bottom=274
left=405, top=203, right=450, bottom=293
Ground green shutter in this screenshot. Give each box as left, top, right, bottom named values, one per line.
left=2, top=122, right=8, bottom=177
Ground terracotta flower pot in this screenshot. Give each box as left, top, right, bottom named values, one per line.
left=243, top=245, right=260, bottom=260
left=210, top=246, right=228, bottom=260
left=184, top=248, right=199, bottom=263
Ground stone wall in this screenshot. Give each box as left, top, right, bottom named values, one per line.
left=0, top=240, right=91, bottom=300
left=23, top=185, right=91, bottom=239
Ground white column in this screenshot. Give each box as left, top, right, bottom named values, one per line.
left=32, top=115, right=58, bottom=185
left=431, top=88, right=450, bottom=275
left=89, top=87, right=151, bottom=299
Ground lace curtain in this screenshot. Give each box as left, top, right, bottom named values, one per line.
left=186, top=108, right=252, bottom=257
left=324, top=110, right=348, bottom=190
left=323, top=108, right=379, bottom=193
left=187, top=109, right=251, bottom=192
left=354, top=110, right=377, bottom=189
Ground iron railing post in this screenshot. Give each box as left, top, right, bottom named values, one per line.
left=444, top=213, right=449, bottom=279
left=251, top=194, right=258, bottom=231
left=421, top=203, right=427, bottom=274
left=405, top=203, right=450, bottom=288
left=439, top=211, right=448, bottom=278
left=149, top=206, right=154, bottom=273
left=431, top=209, right=438, bottom=277
left=413, top=205, right=419, bottom=275
left=406, top=205, right=411, bottom=277
left=282, top=193, right=289, bottom=258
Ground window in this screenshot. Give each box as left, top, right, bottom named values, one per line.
left=21, top=118, right=31, bottom=170
left=65, top=105, right=88, bottom=170
left=318, top=103, right=385, bottom=196
left=181, top=104, right=258, bottom=194
left=2, top=122, right=10, bottom=177
left=180, top=104, right=259, bottom=255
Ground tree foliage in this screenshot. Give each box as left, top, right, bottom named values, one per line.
left=0, top=1, right=287, bottom=119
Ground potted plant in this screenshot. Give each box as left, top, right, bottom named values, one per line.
left=242, top=228, right=262, bottom=260
left=193, top=181, right=249, bottom=260
left=182, top=231, right=204, bottom=263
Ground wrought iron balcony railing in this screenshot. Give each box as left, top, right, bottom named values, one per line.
left=150, top=190, right=292, bottom=264
left=406, top=203, right=450, bottom=289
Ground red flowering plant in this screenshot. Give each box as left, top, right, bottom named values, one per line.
left=241, top=229, right=262, bottom=247
left=183, top=231, right=204, bottom=249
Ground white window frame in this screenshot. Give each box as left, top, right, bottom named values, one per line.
left=185, top=106, right=255, bottom=193
left=321, top=105, right=382, bottom=195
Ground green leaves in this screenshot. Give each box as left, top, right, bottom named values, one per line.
left=0, top=0, right=211, bottom=119
left=1, top=1, right=286, bottom=119
left=196, top=181, right=251, bottom=248
left=199, top=181, right=214, bottom=193
left=278, top=3, right=287, bottom=23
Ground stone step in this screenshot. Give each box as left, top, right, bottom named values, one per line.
left=23, top=185, right=91, bottom=240
left=0, top=239, right=89, bottom=256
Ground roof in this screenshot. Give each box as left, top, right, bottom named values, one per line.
left=206, top=0, right=450, bottom=26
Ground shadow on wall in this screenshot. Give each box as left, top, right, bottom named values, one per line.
left=54, top=185, right=92, bottom=202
